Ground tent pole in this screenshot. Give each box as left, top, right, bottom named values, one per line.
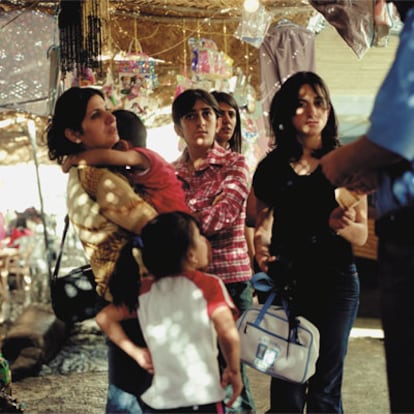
left=27, top=119, right=53, bottom=280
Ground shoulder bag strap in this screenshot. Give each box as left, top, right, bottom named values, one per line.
left=254, top=291, right=277, bottom=325
left=51, top=215, right=70, bottom=283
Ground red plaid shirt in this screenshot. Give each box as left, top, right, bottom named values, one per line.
left=174, top=143, right=252, bottom=284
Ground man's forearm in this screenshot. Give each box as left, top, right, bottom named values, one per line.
left=321, top=135, right=403, bottom=188
left=345, top=136, right=402, bottom=171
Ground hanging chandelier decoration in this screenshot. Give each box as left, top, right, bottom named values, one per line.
left=58, top=0, right=109, bottom=78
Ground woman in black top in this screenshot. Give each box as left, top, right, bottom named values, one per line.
left=252, top=71, right=368, bottom=413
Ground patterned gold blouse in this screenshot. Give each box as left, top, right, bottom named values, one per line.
left=67, top=166, right=157, bottom=301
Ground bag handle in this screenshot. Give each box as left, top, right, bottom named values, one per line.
left=251, top=272, right=300, bottom=342
left=252, top=272, right=290, bottom=320
left=51, top=215, right=70, bottom=284
left=254, top=291, right=277, bottom=324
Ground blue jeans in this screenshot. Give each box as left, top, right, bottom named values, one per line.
left=106, top=384, right=143, bottom=414
left=267, top=264, right=360, bottom=413
left=378, top=238, right=414, bottom=413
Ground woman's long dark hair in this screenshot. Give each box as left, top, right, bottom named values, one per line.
left=211, top=91, right=242, bottom=153
left=109, top=240, right=141, bottom=312
left=45, top=87, right=105, bottom=164
left=269, top=71, right=340, bottom=161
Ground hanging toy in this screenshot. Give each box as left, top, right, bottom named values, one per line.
left=102, top=67, right=119, bottom=109
left=79, top=66, right=96, bottom=86
left=234, top=3, right=273, bottom=48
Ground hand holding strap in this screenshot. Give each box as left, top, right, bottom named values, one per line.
left=251, top=271, right=299, bottom=343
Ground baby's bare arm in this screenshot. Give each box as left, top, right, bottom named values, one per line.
left=67, top=149, right=151, bottom=170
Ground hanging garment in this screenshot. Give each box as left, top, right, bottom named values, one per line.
left=259, top=21, right=316, bottom=117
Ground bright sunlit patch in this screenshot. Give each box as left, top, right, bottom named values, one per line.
left=146, top=123, right=181, bottom=163
left=103, top=177, right=116, bottom=189
left=105, top=192, right=116, bottom=203
left=350, top=327, right=384, bottom=339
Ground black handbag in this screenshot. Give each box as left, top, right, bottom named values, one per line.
left=50, top=215, right=98, bottom=324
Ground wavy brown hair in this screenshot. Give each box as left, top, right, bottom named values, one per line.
left=269, top=71, right=340, bottom=161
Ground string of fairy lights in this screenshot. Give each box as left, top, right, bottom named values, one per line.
left=109, top=14, right=254, bottom=64
left=0, top=0, right=315, bottom=133
left=106, top=13, right=259, bottom=96
left=1, top=0, right=315, bottom=97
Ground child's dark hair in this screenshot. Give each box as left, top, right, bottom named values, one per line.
left=109, top=240, right=141, bottom=312
left=113, top=109, right=147, bottom=148
left=141, top=211, right=200, bottom=278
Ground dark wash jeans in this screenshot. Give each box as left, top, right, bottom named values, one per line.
left=224, top=280, right=256, bottom=414
left=105, top=318, right=152, bottom=414
left=378, top=238, right=414, bottom=413
left=267, top=264, right=360, bottom=414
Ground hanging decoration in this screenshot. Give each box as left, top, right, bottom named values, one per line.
left=72, top=66, right=96, bottom=87
left=234, top=3, right=273, bottom=48
left=102, top=67, right=120, bottom=110
left=113, top=37, right=159, bottom=117
left=373, top=0, right=394, bottom=47
left=241, top=108, right=261, bottom=179
left=309, top=0, right=376, bottom=58
left=176, top=37, right=233, bottom=95
left=184, top=37, right=233, bottom=92
left=58, top=0, right=109, bottom=78
left=114, top=51, right=158, bottom=95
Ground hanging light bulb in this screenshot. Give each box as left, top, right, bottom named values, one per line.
left=243, top=0, right=260, bottom=13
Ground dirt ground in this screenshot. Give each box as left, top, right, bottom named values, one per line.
left=1, top=241, right=388, bottom=413
left=5, top=318, right=388, bottom=414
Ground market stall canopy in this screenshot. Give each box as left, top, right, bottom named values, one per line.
left=0, top=0, right=402, bottom=163
left=0, top=1, right=315, bottom=21
left=0, top=0, right=317, bottom=164
left=0, top=0, right=317, bottom=96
